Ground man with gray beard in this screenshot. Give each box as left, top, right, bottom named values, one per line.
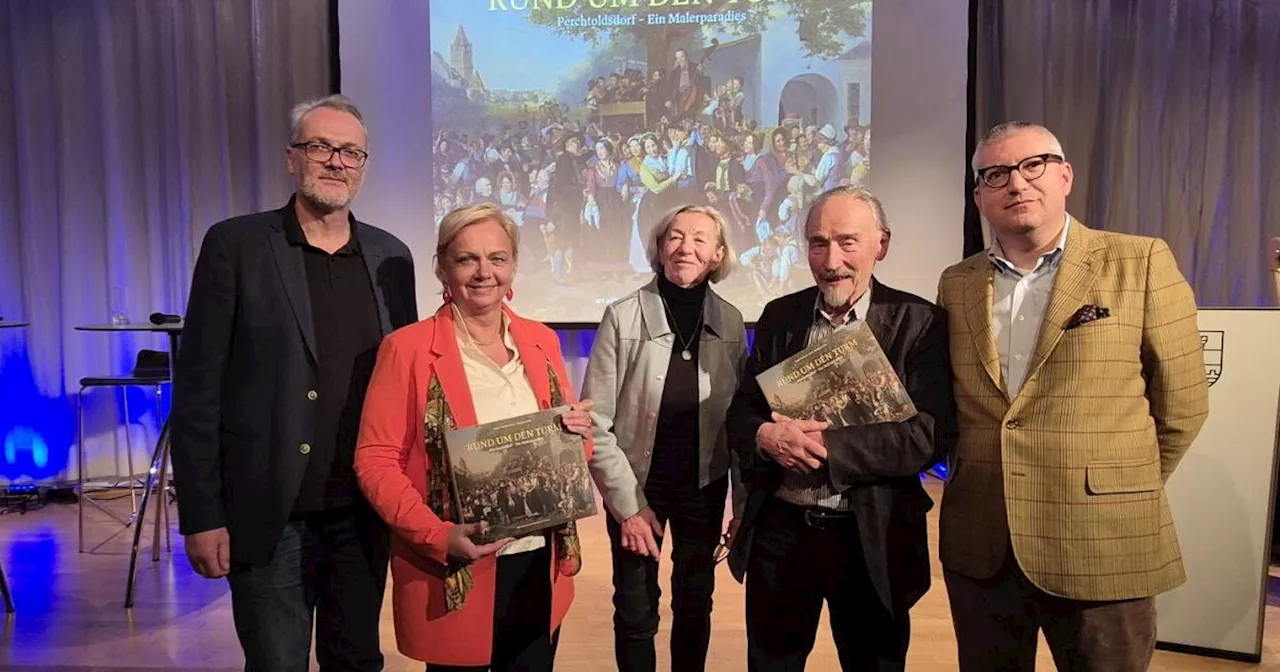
left=171, top=95, right=418, bottom=671
left=726, top=186, right=956, bottom=671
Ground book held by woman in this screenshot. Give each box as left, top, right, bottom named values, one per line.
left=445, top=406, right=598, bottom=543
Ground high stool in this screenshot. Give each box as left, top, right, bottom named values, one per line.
left=77, top=349, right=170, bottom=554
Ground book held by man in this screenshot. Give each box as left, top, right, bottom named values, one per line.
left=444, top=406, right=597, bottom=543
left=756, top=321, right=917, bottom=428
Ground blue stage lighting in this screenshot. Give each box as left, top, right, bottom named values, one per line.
left=4, top=427, right=49, bottom=469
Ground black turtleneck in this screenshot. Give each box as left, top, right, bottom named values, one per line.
left=657, top=272, right=706, bottom=342
left=648, top=273, right=708, bottom=487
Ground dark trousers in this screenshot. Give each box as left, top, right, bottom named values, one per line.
left=227, top=503, right=389, bottom=672
left=745, top=500, right=909, bottom=672
left=605, top=476, right=727, bottom=672
left=944, top=553, right=1156, bottom=672
left=427, top=546, right=559, bottom=672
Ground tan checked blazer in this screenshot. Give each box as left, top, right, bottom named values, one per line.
left=936, top=219, right=1209, bottom=601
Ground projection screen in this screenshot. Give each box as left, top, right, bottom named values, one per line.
left=339, top=0, right=968, bottom=324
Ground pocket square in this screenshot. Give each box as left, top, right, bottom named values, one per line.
left=1065, top=304, right=1110, bottom=329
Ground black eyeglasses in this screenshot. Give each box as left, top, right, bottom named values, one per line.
left=713, top=533, right=731, bottom=564
left=975, top=153, right=1063, bottom=189
left=291, top=141, right=369, bottom=169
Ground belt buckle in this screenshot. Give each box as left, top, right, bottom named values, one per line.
left=803, top=508, right=831, bottom=530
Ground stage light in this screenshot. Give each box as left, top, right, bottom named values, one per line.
left=3, top=426, right=49, bottom=469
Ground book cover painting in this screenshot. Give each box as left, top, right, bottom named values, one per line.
left=445, top=406, right=597, bottom=543
left=756, top=321, right=917, bottom=428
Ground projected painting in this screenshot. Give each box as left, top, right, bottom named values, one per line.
left=429, top=0, right=872, bottom=322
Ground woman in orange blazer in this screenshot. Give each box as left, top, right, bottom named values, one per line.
left=355, top=203, right=595, bottom=670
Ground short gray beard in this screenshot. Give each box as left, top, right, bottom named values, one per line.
left=299, top=176, right=353, bottom=213
left=820, top=283, right=854, bottom=312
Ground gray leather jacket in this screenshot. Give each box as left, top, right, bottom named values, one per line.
left=582, top=277, right=747, bottom=522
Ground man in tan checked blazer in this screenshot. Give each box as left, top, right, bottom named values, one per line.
left=936, top=122, right=1209, bottom=671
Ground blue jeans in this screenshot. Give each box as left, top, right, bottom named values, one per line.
left=227, top=504, right=389, bottom=672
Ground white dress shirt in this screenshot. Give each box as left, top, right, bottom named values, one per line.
left=455, top=308, right=546, bottom=555
left=988, top=215, right=1071, bottom=398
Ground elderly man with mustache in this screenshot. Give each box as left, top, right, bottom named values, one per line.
left=726, top=185, right=957, bottom=671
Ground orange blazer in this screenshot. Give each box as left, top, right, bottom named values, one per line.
left=354, top=303, right=591, bottom=666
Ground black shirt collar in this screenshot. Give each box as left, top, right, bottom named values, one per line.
left=282, top=194, right=362, bottom=255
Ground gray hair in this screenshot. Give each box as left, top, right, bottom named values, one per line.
left=288, top=94, right=369, bottom=145
left=805, top=185, right=891, bottom=235
left=970, top=121, right=1064, bottom=177
left=433, top=203, right=520, bottom=282
left=647, top=204, right=736, bottom=283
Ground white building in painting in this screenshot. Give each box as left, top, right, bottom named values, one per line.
left=691, top=8, right=872, bottom=130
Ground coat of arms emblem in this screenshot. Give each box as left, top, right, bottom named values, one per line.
left=1201, top=331, right=1224, bottom=387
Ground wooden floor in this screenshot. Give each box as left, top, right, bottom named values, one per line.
left=1, top=480, right=1278, bottom=670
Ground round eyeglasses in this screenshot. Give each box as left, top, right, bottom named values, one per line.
left=976, top=153, right=1063, bottom=189
left=290, top=141, right=369, bottom=169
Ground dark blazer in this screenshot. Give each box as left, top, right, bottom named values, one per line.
left=726, top=279, right=957, bottom=615
left=170, top=198, right=418, bottom=567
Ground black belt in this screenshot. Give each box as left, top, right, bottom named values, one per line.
left=769, top=498, right=858, bottom=531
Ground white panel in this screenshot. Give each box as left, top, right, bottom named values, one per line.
left=1156, top=309, right=1280, bottom=660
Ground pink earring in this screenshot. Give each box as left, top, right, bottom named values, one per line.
left=506, top=288, right=514, bottom=301
left=442, top=287, right=452, bottom=302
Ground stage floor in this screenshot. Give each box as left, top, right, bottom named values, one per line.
left=1, top=479, right=1277, bottom=670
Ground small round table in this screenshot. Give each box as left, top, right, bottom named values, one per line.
left=0, top=321, right=28, bottom=613
left=74, top=321, right=183, bottom=608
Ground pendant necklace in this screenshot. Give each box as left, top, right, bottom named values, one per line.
left=660, top=294, right=704, bottom=361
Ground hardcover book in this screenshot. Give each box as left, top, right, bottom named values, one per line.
left=756, top=321, right=917, bottom=428
left=444, top=406, right=597, bottom=543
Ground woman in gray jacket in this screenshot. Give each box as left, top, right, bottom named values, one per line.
left=582, top=204, right=747, bottom=672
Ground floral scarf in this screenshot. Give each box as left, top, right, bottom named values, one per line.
left=423, top=360, right=583, bottom=612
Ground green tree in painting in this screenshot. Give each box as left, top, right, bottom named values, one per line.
left=523, top=0, right=869, bottom=70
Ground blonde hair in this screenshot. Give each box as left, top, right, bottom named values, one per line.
left=646, top=204, right=736, bottom=283
left=433, top=203, right=520, bottom=283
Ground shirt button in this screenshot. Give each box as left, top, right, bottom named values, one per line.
left=1014, top=354, right=1024, bottom=361
left=1005, top=420, right=1019, bottom=430
left=1018, top=315, right=1026, bottom=322
left=656, top=375, right=663, bottom=381
left=299, top=443, right=311, bottom=455
left=307, top=390, right=318, bottom=401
